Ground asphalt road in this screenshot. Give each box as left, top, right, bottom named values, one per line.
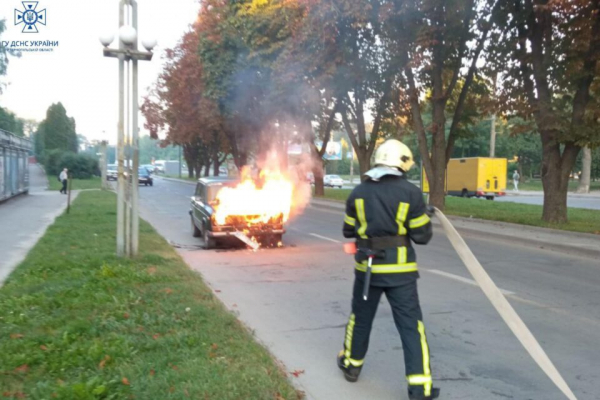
left=139, top=177, right=600, bottom=400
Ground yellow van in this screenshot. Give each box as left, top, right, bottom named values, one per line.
left=446, top=157, right=507, bottom=200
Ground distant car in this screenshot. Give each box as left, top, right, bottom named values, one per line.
left=141, top=164, right=156, bottom=174
left=138, top=168, right=153, bottom=186
left=107, top=164, right=118, bottom=181
left=153, top=161, right=165, bottom=174
left=189, top=177, right=285, bottom=249
left=324, top=174, right=344, bottom=188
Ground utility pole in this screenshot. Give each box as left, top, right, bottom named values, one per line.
left=179, top=145, right=182, bottom=178
left=489, top=73, right=498, bottom=158
left=489, top=115, right=496, bottom=158
left=100, top=0, right=156, bottom=257
left=100, top=140, right=108, bottom=190
left=349, top=149, right=354, bottom=184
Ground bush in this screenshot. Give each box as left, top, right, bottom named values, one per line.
left=43, top=150, right=99, bottom=179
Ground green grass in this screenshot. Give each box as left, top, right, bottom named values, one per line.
left=0, top=191, right=302, bottom=400
left=444, top=197, right=600, bottom=234
left=315, top=188, right=600, bottom=234
left=512, top=179, right=600, bottom=192
left=47, top=175, right=102, bottom=191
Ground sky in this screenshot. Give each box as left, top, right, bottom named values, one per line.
left=0, top=0, right=200, bottom=144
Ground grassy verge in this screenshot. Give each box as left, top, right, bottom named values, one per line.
left=0, top=191, right=301, bottom=399
left=444, top=197, right=600, bottom=234
left=315, top=189, right=600, bottom=234
left=506, top=179, right=599, bottom=192
left=47, top=175, right=102, bottom=191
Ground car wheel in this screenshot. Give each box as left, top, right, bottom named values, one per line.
left=150, top=181, right=153, bottom=187
left=461, top=189, right=468, bottom=198
left=271, top=234, right=283, bottom=247
left=486, top=196, right=494, bottom=201
left=191, top=217, right=201, bottom=238
left=202, top=229, right=216, bottom=250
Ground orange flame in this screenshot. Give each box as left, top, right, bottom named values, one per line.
left=213, top=167, right=294, bottom=226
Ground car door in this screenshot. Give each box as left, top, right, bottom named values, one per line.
left=192, top=183, right=204, bottom=227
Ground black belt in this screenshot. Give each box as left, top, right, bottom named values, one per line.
left=356, top=236, right=410, bottom=250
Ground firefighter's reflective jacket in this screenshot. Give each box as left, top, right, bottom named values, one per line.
left=343, top=173, right=432, bottom=286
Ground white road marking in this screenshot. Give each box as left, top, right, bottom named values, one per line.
left=423, top=268, right=515, bottom=296
left=309, top=233, right=342, bottom=243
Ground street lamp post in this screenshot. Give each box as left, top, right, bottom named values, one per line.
left=100, top=0, right=156, bottom=257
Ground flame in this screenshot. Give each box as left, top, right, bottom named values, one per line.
left=214, top=166, right=294, bottom=226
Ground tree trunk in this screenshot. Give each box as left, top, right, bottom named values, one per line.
left=427, top=101, right=448, bottom=209
left=356, top=150, right=371, bottom=181
left=204, top=159, right=211, bottom=177
left=540, top=140, right=579, bottom=223
left=313, top=163, right=325, bottom=197
left=576, top=146, right=591, bottom=194
left=213, top=157, right=222, bottom=177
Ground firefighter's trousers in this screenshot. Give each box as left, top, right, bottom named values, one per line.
left=343, top=278, right=433, bottom=397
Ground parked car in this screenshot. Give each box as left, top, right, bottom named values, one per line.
left=107, top=164, right=118, bottom=181
left=324, top=174, right=344, bottom=188
left=138, top=168, right=153, bottom=186
left=189, top=177, right=285, bottom=249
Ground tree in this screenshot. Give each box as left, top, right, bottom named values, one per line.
left=389, top=0, right=498, bottom=209
left=0, top=107, right=24, bottom=136
left=490, top=0, right=600, bottom=222
left=0, top=19, right=20, bottom=94
left=40, top=103, right=78, bottom=153
left=142, top=25, right=225, bottom=178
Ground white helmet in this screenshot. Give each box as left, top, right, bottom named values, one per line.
left=374, top=139, right=414, bottom=172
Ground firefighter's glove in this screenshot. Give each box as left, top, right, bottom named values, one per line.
left=426, top=205, right=435, bottom=217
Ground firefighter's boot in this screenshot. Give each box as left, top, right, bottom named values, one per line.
left=408, top=387, right=440, bottom=400
left=337, top=351, right=362, bottom=383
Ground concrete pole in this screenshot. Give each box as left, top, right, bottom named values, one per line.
left=349, top=149, right=354, bottom=184
left=131, top=0, right=140, bottom=256
left=116, top=0, right=126, bottom=257
left=124, top=58, right=131, bottom=257
left=100, top=140, right=108, bottom=189
left=576, top=146, right=591, bottom=194
left=489, top=114, right=497, bottom=158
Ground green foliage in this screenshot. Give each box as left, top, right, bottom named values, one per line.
left=40, top=103, right=78, bottom=154
left=0, top=107, right=24, bottom=136
left=44, top=149, right=98, bottom=179
left=0, top=191, right=301, bottom=399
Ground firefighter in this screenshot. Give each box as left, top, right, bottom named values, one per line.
left=338, top=139, right=439, bottom=400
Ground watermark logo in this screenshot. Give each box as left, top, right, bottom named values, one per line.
left=14, top=1, right=47, bottom=33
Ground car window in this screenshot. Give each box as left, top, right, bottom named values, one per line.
left=195, top=183, right=203, bottom=199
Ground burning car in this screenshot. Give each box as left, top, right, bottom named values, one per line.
left=189, top=171, right=291, bottom=249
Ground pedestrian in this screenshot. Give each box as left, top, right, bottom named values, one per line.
left=59, top=168, right=68, bottom=194
left=513, top=170, right=520, bottom=192
left=338, top=139, right=439, bottom=400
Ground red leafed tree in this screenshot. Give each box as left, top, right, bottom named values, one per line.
left=141, top=24, right=226, bottom=178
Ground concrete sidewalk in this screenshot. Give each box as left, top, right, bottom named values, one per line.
left=0, top=164, right=78, bottom=286
left=310, top=197, right=600, bottom=259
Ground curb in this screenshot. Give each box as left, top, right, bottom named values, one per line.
left=159, top=176, right=196, bottom=186
left=309, top=199, right=600, bottom=260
